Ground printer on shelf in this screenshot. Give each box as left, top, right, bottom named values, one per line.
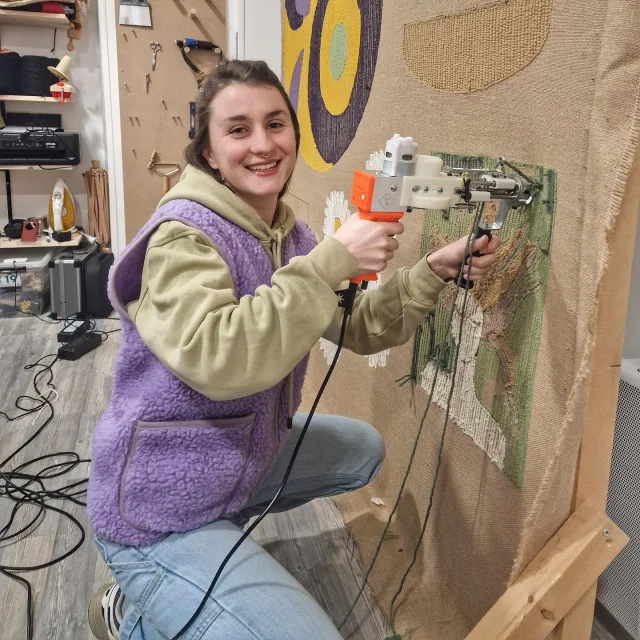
left=0, top=127, right=80, bottom=166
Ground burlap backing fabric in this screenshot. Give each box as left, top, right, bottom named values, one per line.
left=402, top=0, right=553, bottom=93
left=283, top=0, right=640, bottom=637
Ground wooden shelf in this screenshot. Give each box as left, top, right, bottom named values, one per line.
left=0, top=231, right=83, bottom=250
left=0, top=9, right=70, bottom=29
left=0, top=95, right=58, bottom=103
left=0, top=165, right=74, bottom=171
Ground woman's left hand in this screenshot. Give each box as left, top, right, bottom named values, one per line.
left=426, top=233, right=502, bottom=282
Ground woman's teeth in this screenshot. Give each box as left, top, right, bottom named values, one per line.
left=248, top=161, right=278, bottom=172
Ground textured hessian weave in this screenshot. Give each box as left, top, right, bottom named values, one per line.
left=402, top=0, right=553, bottom=93
left=287, top=0, right=640, bottom=637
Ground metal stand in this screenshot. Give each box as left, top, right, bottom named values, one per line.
left=0, top=99, right=11, bottom=224
left=4, top=170, right=12, bottom=223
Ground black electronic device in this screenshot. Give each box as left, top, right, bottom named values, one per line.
left=49, top=245, right=97, bottom=319
left=0, top=128, right=80, bottom=166
left=83, top=251, right=114, bottom=318
left=57, top=331, right=102, bottom=361
left=53, top=230, right=72, bottom=242
left=49, top=246, right=113, bottom=319
left=5, top=112, right=62, bottom=130
left=57, top=318, right=91, bottom=343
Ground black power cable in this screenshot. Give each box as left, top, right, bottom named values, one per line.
left=171, top=281, right=360, bottom=640
left=0, top=353, right=88, bottom=640
left=339, top=205, right=486, bottom=637
left=0, top=275, right=120, bottom=640
left=1, top=216, right=494, bottom=640
left=7, top=260, right=120, bottom=340
left=4, top=260, right=350, bottom=640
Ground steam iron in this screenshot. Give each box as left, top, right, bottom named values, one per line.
left=48, top=178, right=77, bottom=233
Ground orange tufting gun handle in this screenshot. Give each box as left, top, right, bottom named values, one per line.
left=349, top=170, right=404, bottom=284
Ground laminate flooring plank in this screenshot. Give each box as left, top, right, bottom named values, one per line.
left=0, top=316, right=533, bottom=640
left=253, top=498, right=389, bottom=640
left=0, top=533, right=57, bottom=640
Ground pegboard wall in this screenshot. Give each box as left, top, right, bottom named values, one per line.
left=114, top=0, right=226, bottom=241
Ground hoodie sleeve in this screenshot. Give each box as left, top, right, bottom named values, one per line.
left=321, top=260, right=448, bottom=355
left=128, top=221, right=358, bottom=401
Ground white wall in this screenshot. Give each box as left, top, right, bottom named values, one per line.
left=96, top=0, right=125, bottom=256
left=0, top=0, right=105, bottom=232
left=227, top=0, right=282, bottom=78
left=623, top=210, right=640, bottom=359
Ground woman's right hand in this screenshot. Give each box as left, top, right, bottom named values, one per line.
left=333, top=214, right=404, bottom=275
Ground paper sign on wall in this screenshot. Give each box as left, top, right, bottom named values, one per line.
left=119, top=0, right=152, bottom=27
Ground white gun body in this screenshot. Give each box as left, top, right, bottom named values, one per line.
left=366, top=135, right=539, bottom=231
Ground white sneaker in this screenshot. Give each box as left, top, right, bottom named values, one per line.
left=88, top=583, right=125, bottom=640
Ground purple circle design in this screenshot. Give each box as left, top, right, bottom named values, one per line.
left=289, top=50, right=304, bottom=112
left=295, top=0, right=311, bottom=16
left=307, top=0, right=383, bottom=164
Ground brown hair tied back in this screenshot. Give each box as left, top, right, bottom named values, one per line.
left=184, top=59, right=301, bottom=200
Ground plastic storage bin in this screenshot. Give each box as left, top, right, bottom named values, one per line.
left=0, top=246, right=61, bottom=318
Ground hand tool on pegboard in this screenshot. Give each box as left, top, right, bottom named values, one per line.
left=175, top=38, right=224, bottom=88
left=176, top=38, right=225, bottom=140
left=147, top=151, right=180, bottom=196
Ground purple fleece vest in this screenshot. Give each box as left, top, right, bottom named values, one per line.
left=87, top=199, right=317, bottom=546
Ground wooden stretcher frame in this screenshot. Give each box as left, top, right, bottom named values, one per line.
left=467, top=145, right=640, bottom=639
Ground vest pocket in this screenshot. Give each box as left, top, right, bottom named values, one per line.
left=119, top=415, right=255, bottom=532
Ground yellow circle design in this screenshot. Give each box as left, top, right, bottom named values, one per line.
left=319, top=0, right=360, bottom=117
left=283, top=0, right=382, bottom=172
left=283, top=0, right=330, bottom=171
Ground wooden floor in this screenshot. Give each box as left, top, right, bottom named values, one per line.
left=0, top=315, right=627, bottom=640
left=0, top=316, right=386, bottom=640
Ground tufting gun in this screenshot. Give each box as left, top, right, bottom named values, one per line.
left=350, top=134, right=542, bottom=285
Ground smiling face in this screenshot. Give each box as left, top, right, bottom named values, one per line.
left=204, top=83, right=298, bottom=220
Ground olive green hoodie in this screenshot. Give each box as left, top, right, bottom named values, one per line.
left=128, top=166, right=447, bottom=406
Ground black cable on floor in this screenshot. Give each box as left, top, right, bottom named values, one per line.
left=386, top=210, right=483, bottom=637
left=171, top=281, right=360, bottom=640
left=1, top=285, right=120, bottom=640
left=0, top=353, right=87, bottom=640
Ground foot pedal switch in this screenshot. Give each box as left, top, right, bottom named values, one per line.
left=58, top=332, right=102, bottom=361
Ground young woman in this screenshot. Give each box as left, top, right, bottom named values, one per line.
left=87, top=59, right=500, bottom=640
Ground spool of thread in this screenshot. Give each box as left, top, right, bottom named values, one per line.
left=47, top=55, right=73, bottom=82
left=0, top=51, right=21, bottom=95
left=19, top=55, right=60, bottom=96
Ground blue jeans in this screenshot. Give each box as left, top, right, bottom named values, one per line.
left=95, top=412, right=385, bottom=639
